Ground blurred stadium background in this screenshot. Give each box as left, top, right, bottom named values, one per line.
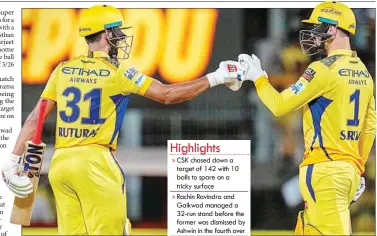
left=21, top=8, right=375, bottom=235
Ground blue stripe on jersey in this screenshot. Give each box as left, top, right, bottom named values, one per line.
left=109, top=94, right=130, bottom=145
left=306, top=164, right=316, bottom=202
left=308, top=96, right=333, bottom=161
left=109, top=149, right=126, bottom=194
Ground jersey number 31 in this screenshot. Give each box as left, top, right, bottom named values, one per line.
left=59, top=87, right=106, bottom=124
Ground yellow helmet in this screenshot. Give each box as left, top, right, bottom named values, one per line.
left=302, top=1, right=356, bottom=35
left=79, top=5, right=134, bottom=60
left=79, top=5, right=125, bottom=37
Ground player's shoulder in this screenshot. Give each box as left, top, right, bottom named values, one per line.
left=118, top=63, right=142, bottom=80
left=301, top=61, right=328, bottom=82
left=54, top=60, right=68, bottom=69
left=86, top=51, right=121, bottom=70
left=96, top=56, right=121, bottom=71
left=66, top=55, right=121, bottom=71
left=51, top=57, right=83, bottom=74
left=55, top=56, right=85, bottom=69
left=307, top=60, right=326, bottom=70
left=303, top=54, right=346, bottom=80
left=48, top=60, right=68, bottom=77
left=319, top=54, right=345, bottom=69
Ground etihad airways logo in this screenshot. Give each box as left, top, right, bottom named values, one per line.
left=62, top=67, right=111, bottom=77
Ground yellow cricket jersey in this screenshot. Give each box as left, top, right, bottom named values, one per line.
left=41, top=51, right=153, bottom=151
left=255, top=49, right=376, bottom=174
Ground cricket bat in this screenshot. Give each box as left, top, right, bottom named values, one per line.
left=10, top=99, right=48, bottom=226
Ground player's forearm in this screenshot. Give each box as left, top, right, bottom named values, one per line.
left=145, top=76, right=210, bottom=105
left=12, top=112, right=38, bottom=156
left=163, top=77, right=210, bottom=104
left=254, top=76, right=292, bottom=116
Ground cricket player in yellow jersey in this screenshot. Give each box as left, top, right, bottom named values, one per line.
left=1, top=5, right=246, bottom=235
left=234, top=1, right=376, bottom=235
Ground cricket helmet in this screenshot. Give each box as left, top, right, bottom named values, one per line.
left=299, top=1, right=356, bottom=55
left=79, top=5, right=133, bottom=59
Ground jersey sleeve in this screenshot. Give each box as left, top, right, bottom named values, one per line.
left=254, top=61, right=329, bottom=116
left=117, top=65, right=153, bottom=96
left=40, top=63, right=61, bottom=101
left=359, top=95, right=376, bottom=165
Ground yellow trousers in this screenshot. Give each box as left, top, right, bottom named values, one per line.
left=299, top=161, right=360, bottom=235
left=48, top=144, right=131, bottom=235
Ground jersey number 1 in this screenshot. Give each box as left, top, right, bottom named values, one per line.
left=59, top=87, right=106, bottom=124
left=347, top=89, right=360, bottom=126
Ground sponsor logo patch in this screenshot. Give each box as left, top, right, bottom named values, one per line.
left=124, top=66, right=139, bottom=80
left=135, top=75, right=146, bottom=87
left=62, top=67, right=110, bottom=77
left=302, top=68, right=316, bottom=82
left=79, top=27, right=91, bottom=32
left=320, top=7, right=341, bottom=15
left=290, top=81, right=305, bottom=95
left=339, top=68, right=370, bottom=78
left=227, top=64, right=237, bottom=73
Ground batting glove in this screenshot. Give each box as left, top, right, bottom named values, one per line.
left=238, top=54, right=268, bottom=82
left=225, top=80, right=244, bottom=92
left=1, top=154, right=33, bottom=198
left=206, top=61, right=245, bottom=90
left=351, top=177, right=365, bottom=204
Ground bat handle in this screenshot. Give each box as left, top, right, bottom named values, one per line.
left=19, top=167, right=29, bottom=177
left=32, top=99, right=48, bottom=145
left=20, top=159, right=30, bottom=175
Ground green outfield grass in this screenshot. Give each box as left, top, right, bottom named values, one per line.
left=22, top=228, right=375, bottom=235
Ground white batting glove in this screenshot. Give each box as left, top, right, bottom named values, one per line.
left=351, top=177, right=365, bottom=204
left=206, top=61, right=245, bottom=89
left=225, top=80, right=244, bottom=92
left=238, top=54, right=268, bottom=82
left=1, top=154, right=33, bottom=198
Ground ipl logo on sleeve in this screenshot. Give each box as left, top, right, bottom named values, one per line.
left=124, top=66, right=139, bottom=80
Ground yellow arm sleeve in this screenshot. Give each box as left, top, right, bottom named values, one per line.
left=254, top=61, right=329, bottom=116
left=359, top=95, right=376, bottom=164
left=40, top=63, right=61, bottom=101
left=117, top=65, right=153, bottom=96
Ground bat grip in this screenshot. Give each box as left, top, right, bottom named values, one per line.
left=32, top=99, right=48, bottom=145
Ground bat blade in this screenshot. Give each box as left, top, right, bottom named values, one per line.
left=10, top=99, right=48, bottom=226
left=10, top=141, right=46, bottom=225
